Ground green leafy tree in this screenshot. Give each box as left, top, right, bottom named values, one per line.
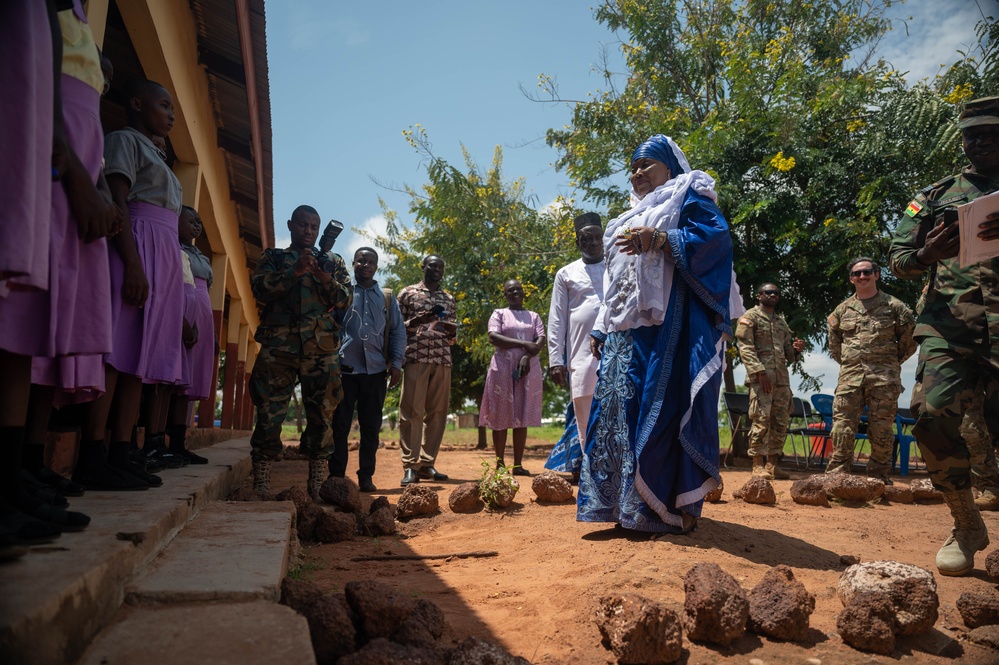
left=539, top=0, right=977, bottom=350
left=365, top=126, right=577, bottom=414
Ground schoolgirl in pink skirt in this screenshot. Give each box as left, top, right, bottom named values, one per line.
left=72, top=78, right=185, bottom=491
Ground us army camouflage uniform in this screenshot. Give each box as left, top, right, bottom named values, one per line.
left=249, top=247, right=352, bottom=463
left=889, top=166, right=999, bottom=493
left=735, top=305, right=800, bottom=457
left=915, top=287, right=999, bottom=495
left=825, top=292, right=916, bottom=478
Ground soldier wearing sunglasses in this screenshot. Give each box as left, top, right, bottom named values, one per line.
left=735, top=283, right=805, bottom=480
left=826, top=258, right=916, bottom=485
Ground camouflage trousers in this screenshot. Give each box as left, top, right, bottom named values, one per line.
left=964, top=389, right=999, bottom=493
left=248, top=343, right=343, bottom=462
left=911, top=336, right=999, bottom=493
left=747, top=383, right=792, bottom=457
left=827, top=382, right=901, bottom=476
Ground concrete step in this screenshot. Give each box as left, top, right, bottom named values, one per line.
left=126, top=501, right=295, bottom=605
left=76, top=601, right=316, bottom=665
left=0, top=437, right=252, bottom=665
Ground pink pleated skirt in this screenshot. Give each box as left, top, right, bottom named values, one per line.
left=106, top=202, right=183, bottom=384
left=31, top=76, right=113, bottom=400
left=0, top=0, right=52, bottom=289
left=0, top=0, right=54, bottom=355
left=180, top=278, right=215, bottom=399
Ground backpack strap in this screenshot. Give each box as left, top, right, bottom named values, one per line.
left=382, top=287, right=394, bottom=366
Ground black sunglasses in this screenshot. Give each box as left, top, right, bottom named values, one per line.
left=851, top=268, right=875, bottom=277
left=760, top=290, right=779, bottom=296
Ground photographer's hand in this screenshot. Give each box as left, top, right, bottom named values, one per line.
left=293, top=249, right=316, bottom=277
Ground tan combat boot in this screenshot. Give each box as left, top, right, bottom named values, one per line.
left=752, top=455, right=772, bottom=480
left=766, top=455, right=790, bottom=480
left=307, top=459, right=326, bottom=500
left=252, top=459, right=272, bottom=493
left=975, top=488, right=999, bottom=511
left=937, top=489, right=990, bottom=576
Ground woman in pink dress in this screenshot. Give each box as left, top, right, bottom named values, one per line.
left=479, top=280, right=545, bottom=475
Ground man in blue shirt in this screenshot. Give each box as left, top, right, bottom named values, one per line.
left=328, top=247, right=407, bottom=492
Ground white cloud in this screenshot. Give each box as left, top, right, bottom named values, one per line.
left=342, top=214, right=390, bottom=265
left=539, top=196, right=573, bottom=217
left=877, top=0, right=987, bottom=83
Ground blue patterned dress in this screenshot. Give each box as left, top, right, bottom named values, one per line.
left=577, top=187, right=733, bottom=533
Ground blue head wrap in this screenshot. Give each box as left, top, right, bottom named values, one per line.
left=631, top=134, right=689, bottom=178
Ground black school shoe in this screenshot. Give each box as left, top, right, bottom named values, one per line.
left=73, top=462, right=150, bottom=491
left=143, top=447, right=187, bottom=469
left=0, top=501, right=62, bottom=545
left=32, top=467, right=85, bottom=497
left=171, top=448, right=209, bottom=465
left=110, top=458, right=163, bottom=488
left=11, top=492, right=90, bottom=532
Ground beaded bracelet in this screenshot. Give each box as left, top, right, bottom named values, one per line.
left=651, top=228, right=667, bottom=250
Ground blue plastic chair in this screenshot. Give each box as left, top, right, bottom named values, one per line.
left=808, top=394, right=834, bottom=467
left=783, top=397, right=812, bottom=468
left=893, top=407, right=918, bottom=476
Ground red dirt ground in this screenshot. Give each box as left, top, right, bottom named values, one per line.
left=269, top=436, right=999, bottom=665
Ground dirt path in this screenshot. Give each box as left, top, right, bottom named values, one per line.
left=270, top=439, right=999, bottom=664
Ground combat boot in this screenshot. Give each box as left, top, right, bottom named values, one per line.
left=937, top=489, right=990, bottom=576
left=766, top=455, right=790, bottom=480
left=752, top=455, right=772, bottom=480
left=975, top=488, right=999, bottom=511
left=307, top=459, right=326, bottom=500
left=252, top=460, right=271, bottom=493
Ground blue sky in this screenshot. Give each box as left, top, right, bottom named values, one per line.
left=265, top=0, right=988, bottom=398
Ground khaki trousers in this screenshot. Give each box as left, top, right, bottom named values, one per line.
left=399, top=361, right=452, bottom=469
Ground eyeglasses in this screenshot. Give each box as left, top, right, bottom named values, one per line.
left=761, top=290, right=779, bottom=296
left=850, top=269, right=875, bottom=277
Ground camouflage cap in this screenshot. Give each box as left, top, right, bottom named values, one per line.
left=958, top=96, right=999, bottom=129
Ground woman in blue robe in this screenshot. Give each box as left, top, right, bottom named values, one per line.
left=577, top=135, right=733, bottom=534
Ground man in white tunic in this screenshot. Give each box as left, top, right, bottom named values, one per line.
left=545, top=213, right=605, bottom=476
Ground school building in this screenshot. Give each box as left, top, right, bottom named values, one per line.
left=87, top=0, right=272, bottom=432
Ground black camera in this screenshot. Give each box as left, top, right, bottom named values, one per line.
left=319, top=219, right=344, bottom=252
left=317, top=220, right=345, bottom=273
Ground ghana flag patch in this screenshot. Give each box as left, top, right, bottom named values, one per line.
left=904, top=200, right=923, bottom=217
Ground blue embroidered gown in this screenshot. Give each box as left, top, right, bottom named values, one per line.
left=577, top=188, right=733, bottom=533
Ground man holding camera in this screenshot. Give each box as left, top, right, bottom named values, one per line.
left=397, top=255, right=458, bottom=486
left=248, top=205, right=352, bottom=497
left=890, top=96, right=999, bottom=576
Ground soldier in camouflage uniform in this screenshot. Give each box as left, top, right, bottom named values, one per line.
left=825, top=257, right=916, bottom=483
left=248, top=205, right=352, bottom=496
left=889, top=96, right=999, bottom=576
left=915, top=285, right=999, bottom=509
left=735, top=283, right=805, bottom=480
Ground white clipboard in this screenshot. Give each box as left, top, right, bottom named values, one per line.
left=958, top=190, right=999, bottom=266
